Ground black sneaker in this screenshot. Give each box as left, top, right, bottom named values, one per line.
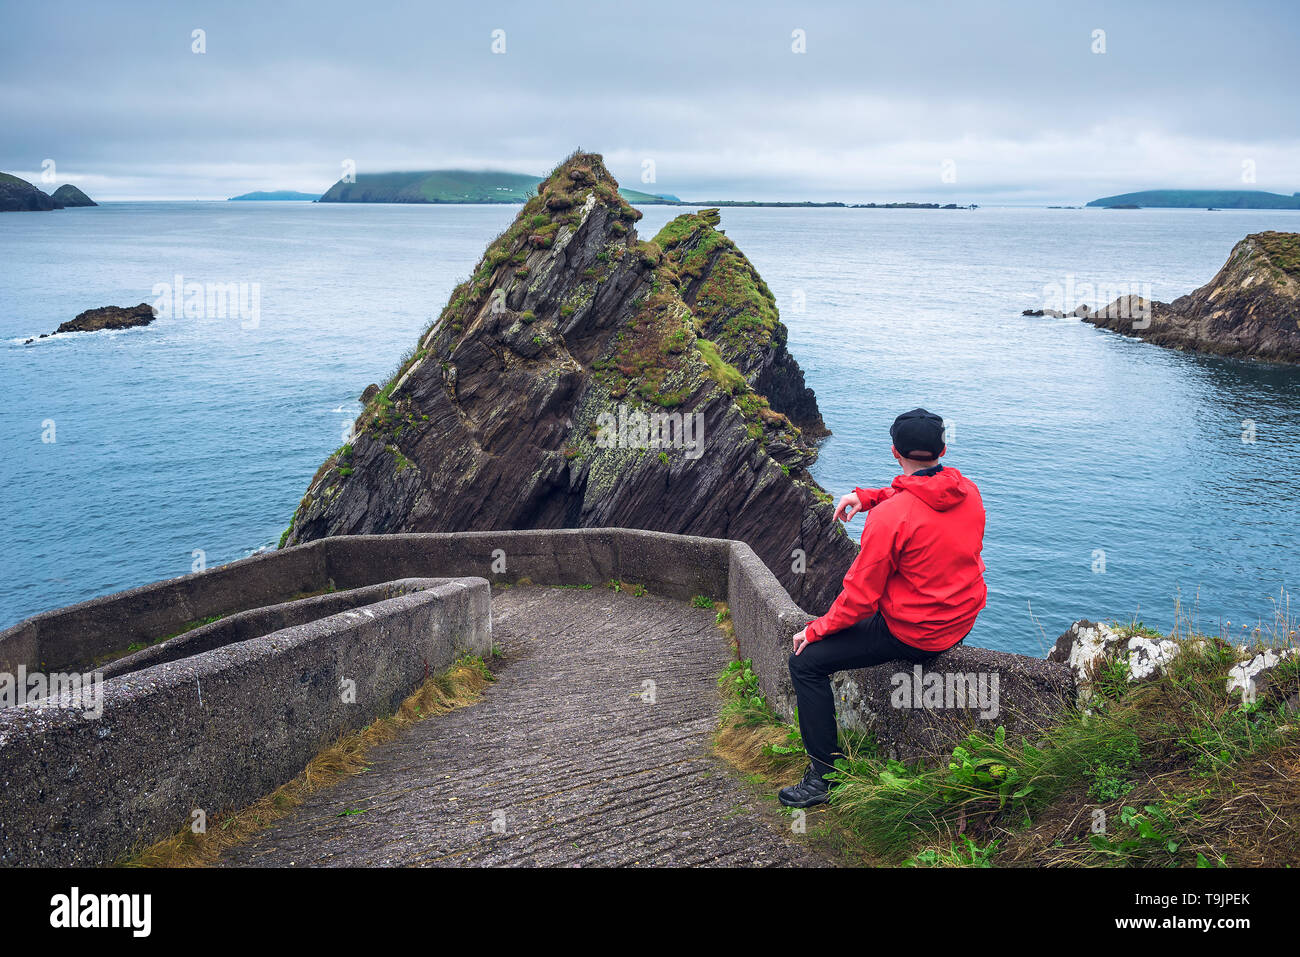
left=778, top=763, right=832, bottom=808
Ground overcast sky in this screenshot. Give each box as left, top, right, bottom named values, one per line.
left=3, top=0, right=1298, bottom=203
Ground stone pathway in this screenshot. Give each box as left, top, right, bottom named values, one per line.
left=219, top=587, right=827, bottom=867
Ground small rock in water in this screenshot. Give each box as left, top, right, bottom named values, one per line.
left=54, top=303, right=157, bottom=335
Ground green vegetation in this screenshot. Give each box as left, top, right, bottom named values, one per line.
left=386, top=445, right=416, bottom=472
left=712, top=626, right=1300, bottom=867
left=654, top=209, right=781, bottom=355
left=694, top=339, right=746, bottom=393
left=91, top=614, right=226, bottom=666
left=319, top=169, right=544, bottom=204
left=906, top=836, right=1001, bottom=868
left=690, top=595, right=716, bottom=609
left=590, top=278, right=695, bottom=407
left=158, top=614, right=224, bottom=644
left=49, top=184, right=96, bottom=206
left=717, top=660, right=806, bottom=774
left=606, top=579, right=648, bottom=597
left=1086, top=189, right=1300, bottom=210
left=1252, top=230, right=1300, bottom=279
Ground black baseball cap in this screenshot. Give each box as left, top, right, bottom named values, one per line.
left=890, top=408, right=946, bottom=461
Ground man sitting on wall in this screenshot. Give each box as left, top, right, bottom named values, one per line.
left=779, top=408, right=988, bottom=808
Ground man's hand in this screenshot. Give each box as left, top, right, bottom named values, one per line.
left=792, top=628, right=810, bottom=655
left=835, top=491, right=862, bottom=522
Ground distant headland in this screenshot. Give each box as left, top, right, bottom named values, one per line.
left=0, top=172, right=97, bottom=211
left=1024, top=230, right=1300, bottom=364
left=1087, top=189, right=1300, bottom=210
left=228, top=190, right=320, bottom=201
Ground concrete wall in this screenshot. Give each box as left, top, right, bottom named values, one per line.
left=321, top=529, right=731, bottom=602
left=0, top=541, right=329, bottom=674
left=98, top=578, right=465, bottom=681
left=0, top=530, right=731, bottom=674
left=0, top=529, right=732, bottom=867
left=0, top=528, right=1074, bottom=866
left=0, top=577, right=490, bottom=867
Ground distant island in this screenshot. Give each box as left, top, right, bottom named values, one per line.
left=1087, top=189, right=1300, bottom=210
left=228, top=190, right=320, bottom=201
left=50, top=184, right=97, bottom=207
left=316, top=168, right=972, bottom=208
left=318, top=169, right=682, bottom=205
left=618, top=187, right=683, bottom=204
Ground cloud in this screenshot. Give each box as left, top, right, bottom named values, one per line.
left=2, top=0, right=1297, bottom=202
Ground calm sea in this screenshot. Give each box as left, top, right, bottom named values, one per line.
left=3, top=201, right=1298, bottom=654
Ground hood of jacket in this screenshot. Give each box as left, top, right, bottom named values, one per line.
left=890, top=466, right=972, bottom=512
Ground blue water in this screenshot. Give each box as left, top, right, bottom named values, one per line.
left=3, top=202, right=1299, bottom=653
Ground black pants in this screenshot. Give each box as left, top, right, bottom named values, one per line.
left=788, top=613, right=942, bottom=779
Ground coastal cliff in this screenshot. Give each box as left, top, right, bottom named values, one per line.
left=0, top=173, right=59, bottom=211
left=0, top=174, right=98, bottom=210
left=1080, top=231, right=1300, bottom=363
left=284, top=151, right=855, bottom=610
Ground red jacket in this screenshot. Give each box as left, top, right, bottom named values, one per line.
left=806, top=466, right=987, bottom=651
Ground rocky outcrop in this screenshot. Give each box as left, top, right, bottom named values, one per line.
left=1049, top=618, right=1299, bottom=709
left=0, top=172, right=58, bottom=211
left=655, top=209, right=827, bottom=437
left=284, top=151, right=856, bottom=610
left=49, top=184, right=97, bottom=207
left=1049, top=232, right=1300, bottom=363
left=53, top=303, right=156, bottom=335
left=24, top=303, right=158, bottom=344
left=1022, top=305, right=1095, bottom=319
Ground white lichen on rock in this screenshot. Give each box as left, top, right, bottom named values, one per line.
left=1052, top=618, right=1297, bottom=709
left=1226, top=647, right=1298, bottom=702
left=1127, top=634, right=1181, bottom=681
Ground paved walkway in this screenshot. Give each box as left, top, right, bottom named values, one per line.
left=219, top=587, right=826, bottom=867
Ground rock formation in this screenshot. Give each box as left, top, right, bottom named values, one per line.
left=52, top=304, right=155, bottom=335
left=1, top=174, right=98, bottom=211
left=285, top=151, right=856, bottom=610
left=0, top=172, right=59, bottom=211
left=1049, top=619, right=1299, bottom=711
left=1038, top=232, right=1300, bottom=363
left=49, top=184, right=97, bottom=207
